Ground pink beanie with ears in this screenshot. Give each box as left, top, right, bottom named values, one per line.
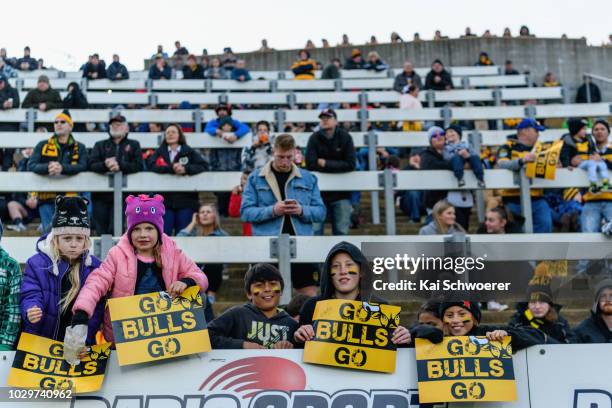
left=125, top=194, right=165, bottom=238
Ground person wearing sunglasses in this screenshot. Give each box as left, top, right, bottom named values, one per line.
left=28, top=110, right=88, bottom=233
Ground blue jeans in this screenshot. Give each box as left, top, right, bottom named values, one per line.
left=450, top=154, right=484, bottom=181
left=581, top=201, right=612, bottom=232
left=578, top=160, right=609, bottom=184
left=505, top=198, right=553, bottom=233
left=399, top=191, right=423, bottom=222
left=38, top=202, right=55, bottom=234
left=163, top=208, right=195, bottom=236
left=313, top=199, right=352, bottom=236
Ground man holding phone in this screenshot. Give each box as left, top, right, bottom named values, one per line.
left=241, top=134, right=326, bottom=295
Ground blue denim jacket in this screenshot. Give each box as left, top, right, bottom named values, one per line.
left=240, top=162, right=326, bottom=236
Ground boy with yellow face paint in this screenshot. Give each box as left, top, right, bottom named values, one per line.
left=208, top=264, right=298, bottom=349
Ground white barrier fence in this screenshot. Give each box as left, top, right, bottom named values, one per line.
left=0, top=345, right=610, bottom=408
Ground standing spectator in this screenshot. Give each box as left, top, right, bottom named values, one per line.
left=344, top=49, right=366, bottom=70
left=228, top=171, right=252, bottom=236
left=483, top=29, right=494, bottom=38
left=504, top=60, right=520, bottom=75
left=306, top=109, right=356, bottom=236
left=574, top=279, right=612, bottom=343
left=339, top=34, right=352, bottom=47
left=82, top=54, right=106, bottom=80
left=63, top=82, right=88, bottom=110
left=241, top=134, right=326, bottom=295
left=242, top=120, right=273, bottom=172
left=106, top=54, right=129, bottom=80
left=580, top=120, right=612, bottom=233
left=393, top=61, right=423, bottom=93
left=576, top=77, right=602, bottom=103
left=151, top=45, right=168, bottom=60
left=495, top=118, right=552, bottom=233
left=205, top=57, right=228, bottom=79
left=88, top=115, right=143, bottom=235
left=230, top=59, right=252, bottom=82
left=519, top=25, right=533, bottom=37
left=461, top=27, right=477, bottom=38
left=178, top=203, right=227, bottom=303
left=16, top=46, right=37, bottom=71
left=420, top=127, right=452, bottom=213
left=419, top=200, right=465, bottom=235
left=391, top=32, right=404, bottom=43
left=321, top=58, right=342, bottom=80
left=21, top=75, right=62, bottom=112
left=413, top=32, right=422, bottom=41
left=425, top=59, right=454, bottom=90
left=443, top=125, right=486, bottom=188
left=503, top=27, right=512, bottom=38
left=0, top=58, right=16, bottom=78
left=182, top=54, right=205, bottom=79
left=433, top=30, right=443, bottom=40
left=305, top=40, right=316, bottom=49
left=543, top=72, right=560, bottom=87
left=173, top=41, right=189, bottom=57
left=398, top=85, right=423, bottom=131
left=148, top=55, right=172, bottom=80
left=221, top=47, right=237, bottom=71
left=290, top=50, right=316, bottom=80
left=28, top=111, right=88, bottom=233
left=36, top=59, right=46, bottom=70
left=0, top=49, right=14, bottom=67
left=321, top=38, right=331, bottom=48
left=0, top=219, right=21, bottom=350
left=363, top=51, right=389, bottom=72
left=368, top=35, right=378, bottom=45
left=258, top=39, right=273, bottom=52
left=476, top=51, right=494, bottom=66
left=147, top=124, right=207, bottom=235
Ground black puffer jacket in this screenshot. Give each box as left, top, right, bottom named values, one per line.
left=509, top=302, right=575, bottom=344
left=574, top=279, right=612, bottom=343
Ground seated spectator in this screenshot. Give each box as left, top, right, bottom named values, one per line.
left=461, top=27, right=477, bottom=38
left=420, top=127, right=452, bottom=213
left=148, top=55, right=172, bottom=80
left=483, top=29, right=494, bottom=38
left=413, top=32, right=421, bottom=41
left=21, top=196, right=104, bottom=345
left=173, top=40, right=189, bottom=57
left=367, top=35, right=378, bottom=45
left=178, top=203, right=227, bottom=302
left=519, top=25, right=533, bottom=37
left=433, top=30, right=443, bottom=40
left=321, top=38, right=331, bottom=48
left=147, top=124, right=207, bottom=235
left=221, top=47, right=237, bottom=71
left=576, top=77, right=602, bottom=103
left=443, top=125, right=486, bottom=188
left=205, top=57, right=228, bottom=79
left=363, top=51, right=388, bottom=72
left=477, top=206, right=524, bottom=234
left=344, top=48, right=366, bottom=70
left=63, top=82, right=88, bottom=109
left=393, top=61, right=423, bottom=93
left=476, top=51, right=494, bottom=66
left=88, top=115, right=143, bottom=235
left=242, top=120, right=273, bottom=172
left=208, top=264, right=297, bottom=349
left=0, top=48, right=13, bottom=67
left=285, top=294, right=310, bottom=323
left=543, top=72, right=560, bottom=87
left=106, top=54, right=129, bottom=80
left=228, top=170, right=253, bottom=236
left=16, top=46, right=37, bottom=71
left=0, top=57, right=16, bottom=78
left=398, top=85, right=423, bottom=131
left=21, top=75, right=62, bottom=112
left=416, top=300, right=443, bottom=330
left=82, top=54, right=106, bottom=80
left=6, top=148, right=38, bottom=232
left=36, top=58, right=46, bottom=69
left=561, top=118, right=606, bottom=192
left=305, top=39, right=316, bottom=49
left=391, top=31, right=404, bottom=43
left=290, top=50, right=316, bottom=80
left=397, top=153, right=424, bottom=223
left=28, top=111, right=88, bottom=233
left=503, top=27, right=512, bottom=37
left=425, top=59, right=454, bottom=90
left=258, top=39, right=273, bottom=52
left=504, top=60, right=520, bottom=75
left=321, top=58, right=342, bottom=79
left=574, top=279, right=612, bottom=343
left=339, top=34, right=352, bottom=47
left=0, top=219, right=21, bottom=350
left=0, top=73, right=20, bottom=134
left=230, top=59, right=252, bottom=82
left=545, top=189, right=582, bottom=232
left=182, top=55, right=205, bottom=79
left=151, top=45, right=168, bottom=60
left=419, top=199, right=465, bottom=235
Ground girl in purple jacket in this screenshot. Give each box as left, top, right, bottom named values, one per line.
left=20, top=196, right=104, bottom=345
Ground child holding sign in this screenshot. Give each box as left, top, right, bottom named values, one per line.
left=69, top=194, right=208, bottom=344
left=20, top=196, right=104, bottom=345
left=208, top=263, right=297, bottom=349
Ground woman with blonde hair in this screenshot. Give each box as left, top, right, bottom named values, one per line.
left=419, top=199, right=466, bottom=235
left=20, top=196, right=104, bottom=345
left=364, top=51, right=389, bottom=72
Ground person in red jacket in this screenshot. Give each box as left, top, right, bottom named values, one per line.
left=228, top=171, right=252, bottom=236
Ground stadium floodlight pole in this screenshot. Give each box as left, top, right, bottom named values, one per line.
left=519, top=168, right=534, bottom=233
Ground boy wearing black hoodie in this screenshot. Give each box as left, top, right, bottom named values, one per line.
left=208, top=264, right=298, bottom=349
left=294, top=241, right=411, bottom=346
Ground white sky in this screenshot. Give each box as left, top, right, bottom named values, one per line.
left=2, top=0, right=611, bottom=71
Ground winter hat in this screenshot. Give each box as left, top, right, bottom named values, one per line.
left=214, top=103, right=232, bottom=116
left=440, top=300, right=482, bottom=323
left=244, top=263, right=284, bottom=293
left=526, top=275, right=553, bottom=305
left=445, top=124, right=463, bottom=140
left=351, top=48, right=361, bottom=58
left=594, top=119, right=610, bottom=134
left=55, top=109, right=74, bottom=128
left=567, top=118, right=587, bottom=136
left=125, top=194, right=165, bottom=239
left=37, top=74, right=50, bottom=84
left=52, top=196, right=90, bottom=237
left=427, top=126, right=445, bottom=142
left=593, top=278, right=612, bottom=314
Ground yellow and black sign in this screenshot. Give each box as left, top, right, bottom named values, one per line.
left=108, top=286, right=211, bottom=366
left=525, top=140, right=563, bottom=180
left=7, top=333, right=111, bottom=393
left=303, top=299, right=401, bottom=373
left=415, top=336, right=516, bottom=403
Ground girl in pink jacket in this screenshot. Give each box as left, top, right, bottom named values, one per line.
left=70, top=194, right=208, bottom=343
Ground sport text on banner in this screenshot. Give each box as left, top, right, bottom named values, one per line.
left=525, top=140, right=563, bottom=180
left=415, top=335, right=516, bottom=403
left=108, top=286, right=211, bottom=366
left=303, top=299, right=401, bottom=373
left=6, top=332, right=111, bottom=393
